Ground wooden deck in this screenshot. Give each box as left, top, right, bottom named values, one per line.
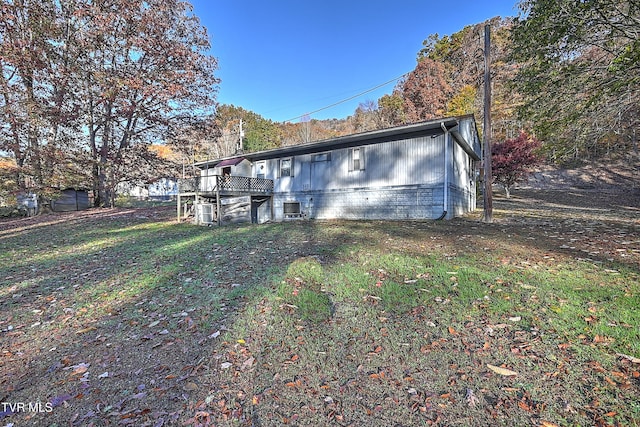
left=177, top=175, right=274, bottom=224
left=178, top=175, right=273, bottom=196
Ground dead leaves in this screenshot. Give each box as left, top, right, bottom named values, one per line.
left=75, top=326, right=97, bottom=335
left=487, top=364, right=518, bottom=377
left=241, top=356, right=255, bottom=371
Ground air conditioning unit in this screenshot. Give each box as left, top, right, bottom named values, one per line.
left=196, top=203, right=216, bottom=225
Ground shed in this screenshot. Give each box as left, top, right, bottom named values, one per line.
left=50, top=189, right=91, bottom=212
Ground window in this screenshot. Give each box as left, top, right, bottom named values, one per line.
left=256, top=161, right=266, bottom=179
left=349, top=147, right=365, bottom=171
left=353, top=148, right=361, bottom=170
left=280, top=157, right=292, bottom=177
left=312, top=152, right=331, bottom=162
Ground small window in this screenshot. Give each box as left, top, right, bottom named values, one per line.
left=256, top=161, right=266, bottom=179
left=349, top=147, right=365, bottom=171
left=312, top=152, right=331, bottom=162
left=280, top=158, right=292, bottom=177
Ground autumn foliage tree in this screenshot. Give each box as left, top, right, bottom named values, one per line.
left=0, top=0, right=219, bottom=207
left=492, top=131, right=542, bottom=197
left=401, top=58, right=452, bottom=122
left=75, top=0, right=219, bottom=206
left=0, top=0, right=83, bottom=199
left=511, top=0, right=640, bottom=162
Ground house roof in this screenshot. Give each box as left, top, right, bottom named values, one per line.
left=195, top=114, right=480, bottom=168
left=216, top=157, right=245, bottom=167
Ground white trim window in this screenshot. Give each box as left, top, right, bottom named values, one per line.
left=279, top=157, right=293, bottom=177
left=349, top=147, right=365, bottom=171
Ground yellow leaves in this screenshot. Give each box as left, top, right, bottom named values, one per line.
left=0, top=158, right=19, bottom=172
left=539, top=421, right=560, bottom=427
left=75, top=326, right=96, bottom=334
left=487, top=364, right=518, bottom=377
left=148, top=144, right=176, bottom=160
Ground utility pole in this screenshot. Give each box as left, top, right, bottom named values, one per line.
left=483, top=24, right=493, bottom=223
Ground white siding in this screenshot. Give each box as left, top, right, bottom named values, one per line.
left=269, top=135, right=446, bottom=194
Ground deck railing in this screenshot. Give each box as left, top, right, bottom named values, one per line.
left=178, top=175, right=273, bottom=194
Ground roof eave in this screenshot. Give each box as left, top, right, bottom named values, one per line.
left=194, top=116, right=471, bottom=168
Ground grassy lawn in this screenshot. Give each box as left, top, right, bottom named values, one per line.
left=0, top=190, right=638, bottom=426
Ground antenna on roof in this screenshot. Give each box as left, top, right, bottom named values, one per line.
left=236, top=118, right=244, bottom=154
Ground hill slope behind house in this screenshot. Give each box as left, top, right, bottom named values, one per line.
left=522, top=154, right=640, bottom=192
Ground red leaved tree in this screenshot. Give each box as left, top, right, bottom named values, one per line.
left=492, top=131, right=542, bottom=198
left=401, top=58, right=452, bottom=122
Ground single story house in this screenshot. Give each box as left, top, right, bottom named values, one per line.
left=177, top=114, right=481, bottom=225
left=117, top=177, right=178, bottom=201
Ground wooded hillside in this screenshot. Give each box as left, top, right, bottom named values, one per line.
left=193, top=5, right=638, bottom=167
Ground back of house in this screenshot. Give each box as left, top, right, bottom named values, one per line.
left=178, top=115, right=481, bottom=225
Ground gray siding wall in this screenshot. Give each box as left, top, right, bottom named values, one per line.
left=271, top=185, right=446, bottom=222
left=265, top=135, right=446, bottom=193
left=263, top=128, right=477, bottom=222
left=457, top=118, right=481, bottom=155
left=263, top=134, right=453, bottom=221
left=446, top=119, right=478, bottom=219
left=199, top=159, right=253, bottom=187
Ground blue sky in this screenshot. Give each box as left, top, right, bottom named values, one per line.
left=190, top=0, right=519, bottom=123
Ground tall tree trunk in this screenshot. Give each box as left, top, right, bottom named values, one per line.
left=25, top=75, right=43, bottom=189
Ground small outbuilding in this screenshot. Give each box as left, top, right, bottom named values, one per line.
left=50, top=189, right=91, bottom=212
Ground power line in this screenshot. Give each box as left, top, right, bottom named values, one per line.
left=283, top=72, right=410, bottom=123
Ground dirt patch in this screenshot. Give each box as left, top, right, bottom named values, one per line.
left=523, top=154, right=640, bottom=192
